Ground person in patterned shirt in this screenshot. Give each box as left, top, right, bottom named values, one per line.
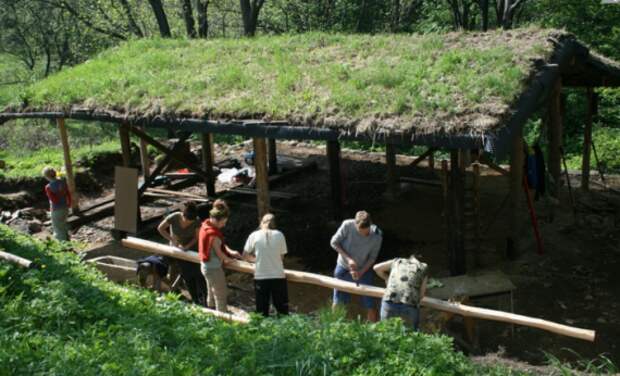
left=373, top=255, right=428, bottom=330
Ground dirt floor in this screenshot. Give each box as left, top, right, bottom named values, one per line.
left=2, top=140, right=619, bottom=371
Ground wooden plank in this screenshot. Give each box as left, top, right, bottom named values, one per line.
left=268, top=138, right=278, bottom=175
left=122, top=237, right=596, bottom=342
left=582, top=88, right=596, bottom=191
left=229, top=187, right=297, bottom=199
left=385, top=143, right=399, bottom=199
left=201, top=133, right=216, bottom=197
left=56, top=118, right=79, bottom=211
left=114, top=167, right=139, bottom=233
left=478, top=154, right=509, bottom=176
left=399, top=176, right=441, bottom=187
left=119, top=123, right=132, bottom=167
left=548, top=78, right=563, bottom=198
left=410, top=148, right=437, bottom=168
left=253, top=137, right=270, bottom=221
left=327, top=140, right=342, bottom=220
left=449, top=150, right=466, bottom=276
left=427, top=271, right=515, bottom=300
left=509, top=129, right=524, bottom=256
left=0, top=250, right=34, bottom=268
left=138, top=127, right=150, bottom=179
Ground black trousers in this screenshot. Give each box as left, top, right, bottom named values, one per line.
left=179, top=261, right=207, bottom=306
left=254, top=278, right=289, bottom=317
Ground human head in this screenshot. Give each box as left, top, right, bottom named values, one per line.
left=259, top=213, right=276, bottom=230
left=355, top=210, right=372, bottom=236
left=209, top=199, right=229, bottom=228
left=42, top=166, right=57, bottom=181
left=182, top=202, right=198, bottom=221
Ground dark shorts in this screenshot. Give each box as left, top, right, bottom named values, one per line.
left=332, top=264, right=378, bottom=309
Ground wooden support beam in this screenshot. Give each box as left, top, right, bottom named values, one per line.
left=201, top=133, right=216, bottom=197
left=119, top=123, right=132, bottom=167
left=122, top=236, right=596, bottom=342
left=385, top=143, right=399, bottom=199
left=410, top=148, right=437, bottom=168
left=582, top=88, right=597, bottom=192
left=137, top=134, right=191, bottom=196
left=548, top=79, right=563, bottom=198
left=253, top=137, right=270, bottom=221
left=327, top=140, right=343, bottom=220
left=138, top=127, right=150, bottom=179
left=268, top=138, right=278, bottom=175
left=56, top=118, right=79, bottom=211
left=472, top=162, right=481, bottom=266
left=478, top=154, right=510, bottom=176
left=449, top=150, right=466, bottom=276
left=0, top=250, right=35, bottom=268
left=509, top=130, right=524, bottom=259
left=428, top=151, right=435, bottom=171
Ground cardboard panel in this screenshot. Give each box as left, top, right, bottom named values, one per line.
left=114, top=166, right=138, bottom=233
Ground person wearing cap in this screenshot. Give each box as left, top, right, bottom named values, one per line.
left=374, top=255, right=428, bottom=330
left=243, top=213, right=289, bottom=317
left=42, top=166, right=72, bottom=241
left=330, top=210, right=382, bottom=322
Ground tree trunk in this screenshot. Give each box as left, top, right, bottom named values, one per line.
left=180, top=0, right=197, bottom=38
left=196, top=0, right=210, bottom=38
left=148, top=0, right=172, bottom=37
left=240, top=0, right=265, bottom=36
left=479, top=0, right=489, bottom=31
left=119, top=0, right=144, bottom=37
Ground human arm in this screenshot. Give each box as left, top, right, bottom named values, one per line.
left=225, top=244, right=242, bottom=259
left=241, top=233, right=256, bottom=262
left=358, top=232, right=383, bottom=277
left=157, top=218, right=179, bottom=247
left=330, top=221, right=358, bottom=270
left=213, top=238, right=233, bottom=264
left=181, top=236, right=197, bottom=250
left=372, top=259, right=394, bottom=281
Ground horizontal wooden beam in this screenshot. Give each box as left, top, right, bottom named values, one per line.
left=0, top=250, right=35, bottom=268
left=122, top=237, right=596, bottom=342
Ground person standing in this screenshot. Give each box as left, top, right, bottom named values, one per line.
left=330, top=210, right=382, bottom=322
left=198, top=199, right=241, bottom=312
left=243, top=213, right=289, bottom=317
left=374, top=255, right=428, bottom=330
left=157, top=202, right=205, bottom=305
left=42, top=166, right=71, bottom=241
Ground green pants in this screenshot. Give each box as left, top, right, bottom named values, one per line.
left=51, top=208, right=69, bottom=241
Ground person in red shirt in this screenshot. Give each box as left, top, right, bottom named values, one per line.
left=42, top=166, right=71, bottom=241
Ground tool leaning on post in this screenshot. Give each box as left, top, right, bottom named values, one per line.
left=122, top=236, right=596, bottom=342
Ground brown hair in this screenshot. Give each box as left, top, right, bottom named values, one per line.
left=182, top=202, right=198, bottom=221
left=355, top=211, right=372, bottom=229
left=209, top=199, right=229, bottom=220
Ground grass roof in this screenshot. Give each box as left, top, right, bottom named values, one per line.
left=6, top=29, right=577, bottom=137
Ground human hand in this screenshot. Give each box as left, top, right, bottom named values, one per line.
left=347, top=258, right=358, bottom=271
left=350, top=270, right=360, bottom=281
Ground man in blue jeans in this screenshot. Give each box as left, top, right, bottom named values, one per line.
left=330, top=211, right=382, bottom=322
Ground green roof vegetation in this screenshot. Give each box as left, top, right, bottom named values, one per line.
left=9, top=28, right=564, bottom=135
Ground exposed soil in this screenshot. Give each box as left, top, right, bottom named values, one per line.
left=3, top=140, right=619, bottom=372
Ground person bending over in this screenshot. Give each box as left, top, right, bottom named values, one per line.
left=330, top=210, right=382, bottom=322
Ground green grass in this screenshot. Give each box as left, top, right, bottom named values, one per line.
left=0, top=54, right=29, bottom=108
left=9, top=28, right=559, bottom=134
left=0, top=140, right=119, bottom=180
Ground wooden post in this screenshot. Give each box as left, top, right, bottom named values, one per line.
left=428, top=151, right=435, bottom=171
left=548, top=79, right=563, bottom=198
left=509, top=128, right=524, bottom=259
left=327, top=140, right=343, bottom=220
left=119, top=123, right=132, bottom=167
left=253, top=137, right=270, bottom=222
left=472, top=162, right=481, bottom=266
left=582, top=88, right=597, bottom=192
left=138, top=127, right=150, bottom=179
left=449, top=150, right=466, bottom=276
left=268, top=138, right=278, bottom=175
left=385, top=143, right=399, bottom=199
left=57, top=118, right=79, bottom=211
left=201, top=133, right=216, bottom=197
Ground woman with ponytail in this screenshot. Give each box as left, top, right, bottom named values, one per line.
left=198, top=199, right=241, bottom=312
left=243, top=213, right=289, bottom=317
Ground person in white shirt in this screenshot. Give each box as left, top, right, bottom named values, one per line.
left=243, top=213, right=289, bottom=316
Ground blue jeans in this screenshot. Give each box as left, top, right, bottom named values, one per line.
left=333, top=264, right=378, bottom=309
left=380, top=300, right=420, bottom=330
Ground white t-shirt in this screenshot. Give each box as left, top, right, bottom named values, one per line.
left=243, top=229, right=287, bottom=280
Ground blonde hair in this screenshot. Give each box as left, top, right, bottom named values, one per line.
left=259, top=213, right=276, bottom=230
left=209, top=199, right=229, bottom=220
left=42, top=166, right=57, bottom=180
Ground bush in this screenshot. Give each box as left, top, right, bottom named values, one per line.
left=0, top=225, right=518, bottom=376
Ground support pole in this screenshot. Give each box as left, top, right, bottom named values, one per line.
left=268, top=138, right=278, bottom=175
left=138, top=127, right=150, bottom=179
left=57, top=118, right=79, bottom=211
left=428, top=151, right=435, bottom=172
left=327, top=140, right=343, bottom=220
left=449, top=150, right=466, bottom=276
left=548, top=79, right=563, bottom=198
left=253, top=137, right=270, bottom=222
left=119, top=123, right=132, bottom=167
left=385, top=143, right=399, bottom=199
left=201, top=133, right=216, bottom=197
left=582, top=88, right=596, bottom=192
left=508, top=128, right=524, bottom=259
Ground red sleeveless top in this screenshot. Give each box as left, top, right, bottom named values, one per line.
left=198, top=220, right=228, bottom=262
